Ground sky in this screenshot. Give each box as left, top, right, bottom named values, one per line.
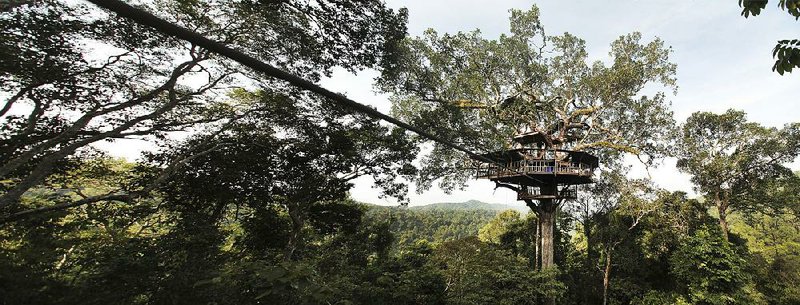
left=317, top=0, right=800, bottom=207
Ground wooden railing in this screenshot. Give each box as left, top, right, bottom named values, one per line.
left=474, top=159, right=593, bottom=179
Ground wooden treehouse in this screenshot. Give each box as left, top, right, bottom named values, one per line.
left=470, top=131, right=599, bottom=201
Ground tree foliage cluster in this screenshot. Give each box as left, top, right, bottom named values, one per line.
left=0, top=0, right=408, bottom=216
left=366, top=204, right=498, bottom=248
left=0, top=155, right=568, bottom=304
left=3, top=157, right=800, bottom=304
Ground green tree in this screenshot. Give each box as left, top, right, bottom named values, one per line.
left=478, top=209, right=521, bottom=244
left=727, top=173, right=800, bottom=304
left=566, top=173, right=621, bottom=304
left=593, top=176, right=663, bottom=305
left=563, top=171, right=665, bottom=305
left=676, top=109, right=800, bottom=241
left=365, top=204, right=499, bottom=248
left=431, top=236, right=564, bottom=305
left=0, top=83, right=419, bottom=305
left=670, top=227, right=750, bottom=305
left=376, top=5, right=678, bottom=286
left=0, top=0, right=407, bottom=218
left=148, top=88, right=416, bottom=261
left=0, top=157, right=165, bottom=304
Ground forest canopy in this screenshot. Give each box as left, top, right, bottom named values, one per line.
left=1, top=1, right=799, bottom=305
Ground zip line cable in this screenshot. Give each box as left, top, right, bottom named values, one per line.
left=84, top=0, right=545, bottom=186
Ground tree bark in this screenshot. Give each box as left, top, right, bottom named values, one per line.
left=524, top=185, right=558, bottom=305
left=540, top=205, right=555, bottom=269
left=539, top=183, right=558, bottom=269
left=603, top=249, right=612, bottom=305
left=539, top=184, right=558, bottom=305
left=714, top=191, right=730, bottom=242
left=718, top=207, right=729, bottom=242
left=534, top=217, right=540, bottom=270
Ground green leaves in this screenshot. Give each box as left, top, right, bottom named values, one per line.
left=477, top=209, right=522, bottom=244
left=432, top=236, right=564, bottom=305
left=1, top=0, right=412, bottom=217
left=677, top=109, right=800, bottom=221
left=772, top=39, right=800, bottom=75
left=780, top=0, right=800, bottom=18
left=738, top=0, right=800, bottom=18
left=253, top=262, right=332, bottom=303
left=739, top=0, right=768, bottom=18
left=670, top=227, right=750, bottom=305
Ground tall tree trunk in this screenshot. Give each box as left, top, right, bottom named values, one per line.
left=539, top=184, right=558, bottom=305
left=539, top=183, right=558, bottom=269
left=718, top=206, right=729, bottom=242
left=525, top=199, right=542, bottom=271
left=540, top=205, right=555, bottom=269
left=539, top=207, right=556, bottom=305
left=584, top=219, right=595, bottom=304
left=584, top=220, right=594, bottom=264
left=284, top=202, right=304, bottom=261
left=714, top=191, right=730, bottom=242
left=602, top=249, right=612, bottom=305
left=535, top=217, right=540, bottom=271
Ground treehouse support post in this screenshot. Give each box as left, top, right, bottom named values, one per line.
left=470, top=132, right=598, bottom=302
left=539, top=183, right=557, bottom=269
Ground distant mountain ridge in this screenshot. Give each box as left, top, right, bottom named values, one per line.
left=409, top=199, right=528, bottom=214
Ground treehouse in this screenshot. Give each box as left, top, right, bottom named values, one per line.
left=470, top=131, right=599, bottom=200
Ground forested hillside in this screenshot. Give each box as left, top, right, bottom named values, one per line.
left=365, top=201, right=509, bottom=247
left=2, top=1, right=800, bottom=305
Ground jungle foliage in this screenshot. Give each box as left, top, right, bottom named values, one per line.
left=1, top=1, right=799, bottom=305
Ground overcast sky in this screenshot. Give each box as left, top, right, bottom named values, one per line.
left=318, top=0, right=800, bottom=207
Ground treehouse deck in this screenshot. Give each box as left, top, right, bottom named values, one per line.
left=470, top=148, right=598, bottom=187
